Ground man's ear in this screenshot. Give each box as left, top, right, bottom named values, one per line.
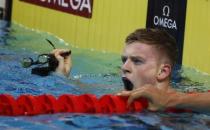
left=156, top=64, right=172, bottom=81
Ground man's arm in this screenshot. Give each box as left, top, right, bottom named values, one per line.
left=51, top=49, right=72, bottom=77
left=174, top=92, right=210, bottom=113
left=117, top=85, right=210, bottom=113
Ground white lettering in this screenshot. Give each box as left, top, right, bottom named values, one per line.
left=39, top=0, right=91, bottom=12
left=153, top=16, right=177, bottom=30
left=159, top=17, right=164, bottom=26
left=172, top=21, right=177, bottom=29
left=70, top=0, right=81, bottom=10
left=163, top=18, right=167, bottom=28
left=53, top=0, right=61, bottom=5
left=168, top=19, right=172, bottom=28
left=35, top=0, right=93, bottom=18
left=154, top=16, right=158, bottom=25
left=80, top=0, right=91, bottom=13
left=61, top=0, right=68, bottom=7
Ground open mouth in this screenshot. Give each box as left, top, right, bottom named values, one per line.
left=121, top=77, right=134, bottom=91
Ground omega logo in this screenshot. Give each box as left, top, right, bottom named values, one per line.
left=163, top=5, right=170, bottom=17
left=153, top=5, right=177, bottom=30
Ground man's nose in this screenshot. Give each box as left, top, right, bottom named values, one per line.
left=121, top=59, right=131, bottom=74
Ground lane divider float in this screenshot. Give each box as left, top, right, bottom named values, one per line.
left=0, top=94, right=190, bottom=116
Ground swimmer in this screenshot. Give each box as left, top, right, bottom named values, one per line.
left=56, top=28, right=210, bottom=113
left=117, top=28, right=210, bottom=113
left=21, top=38, right=72, bottom=77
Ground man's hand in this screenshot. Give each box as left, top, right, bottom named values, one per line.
left=117, top=84, right=177, bottom=111
left=51, top=49, right=72, bottom=77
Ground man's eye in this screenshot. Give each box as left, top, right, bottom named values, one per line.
left=121, top=56, right=127, bottom=63
left=132, top=58, right=143, bottom=64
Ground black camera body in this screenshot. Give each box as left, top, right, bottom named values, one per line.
left=31, top=51, right=71, bottom=76
left=31, top=54, right=59, bottom=76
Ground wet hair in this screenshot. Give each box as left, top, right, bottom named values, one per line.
left=125, top=28, right=178, bottom=67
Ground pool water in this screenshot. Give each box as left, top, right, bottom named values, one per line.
left=1, top=20, right=210, bottom=130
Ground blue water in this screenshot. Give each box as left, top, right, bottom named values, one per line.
left=1, top=20, right=210, bottom=130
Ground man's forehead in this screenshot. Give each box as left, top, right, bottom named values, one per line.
left=123, top=42, right=162, bottom=60
left=124, top=42, right=156, bottom=53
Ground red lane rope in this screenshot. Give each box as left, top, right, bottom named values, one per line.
left=0, top=94, right=190, bottom=116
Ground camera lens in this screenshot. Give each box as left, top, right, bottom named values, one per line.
left=21, top=58, right=33, bottom=68
left=38, top=54, right=49, bottom=64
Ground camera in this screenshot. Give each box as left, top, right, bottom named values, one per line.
left=30, top=51, right=71, bottom=76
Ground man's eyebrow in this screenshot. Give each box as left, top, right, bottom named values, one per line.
left=130, top=56, right=146, bottom=63
left=121, top=55, right=144, bottom=59
left=130, top=55, right=144, bottom=59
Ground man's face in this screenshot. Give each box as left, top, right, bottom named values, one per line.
left=121, top=42, right=162, bottom=89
